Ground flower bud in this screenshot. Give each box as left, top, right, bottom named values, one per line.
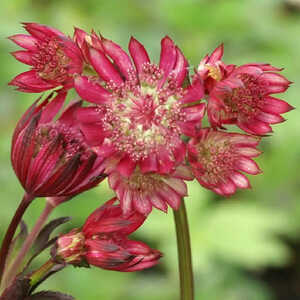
left=11, top=92, right=106, bottom=199
left=52, top=198, right=162, bottom=272
left=53, top=229, right=85, bottom=265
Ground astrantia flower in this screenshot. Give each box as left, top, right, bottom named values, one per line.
left=197, top=44, right=234, bottom=94
left=108, top=164, right=194, bottom=215
left=74, top=34, right=205, bottom=177
left=53, top=198, right=162, bottom=271
left=187, top=129, right=262, bottom=196
left=208, top=64, right=293, bottom=135
left=11, top=91, right=106, bottom=198
left=9, top=23, right=83, bottom=93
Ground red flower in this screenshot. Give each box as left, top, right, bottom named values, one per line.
left=197, top=44, right=234, bottom=94
left=9, top=23, right=83, bottom=93
left=208, top=64, right=293, bottom=135
left=73, top=33, right=205, bottom=177
left=11, top=91, right=106, bottom=198
left=108, top=164, right=194, bottom=215
left=54, top=198, right=162, bottom=272
left=187, top=129, right=262, bottom=196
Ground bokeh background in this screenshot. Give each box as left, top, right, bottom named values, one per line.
left=0, top=0, right=299, bottom=299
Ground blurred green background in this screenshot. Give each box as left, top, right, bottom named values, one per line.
left=0, top=0, right=299, bottom=299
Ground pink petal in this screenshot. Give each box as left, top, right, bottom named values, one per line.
left=219, top=179, right=236, bottom=196
left=240, top=120, right=272, bottom=135
left=124, top=240, right=151, bottom=255
left=102, top=37, right=134, bottom=80
left=235, top=157, right=261, bottom=175
left=158, top=36, right=177, bottom=88
left=263, top=96, right=294, bottom=114
left=120, top=189, right=133, bottom=215
left=73, top=27, right=87, bottom=47
left=9, top=34, right=38, bottom=51
left=123, top=258, right=160, bottom=272
left=114, top=182, right=125, bottom=202
left=234, top=65, right=263, bottom=78
left=179, top=121, right=198, bottom=137
left=80, top=123, right=106, bottom=146
left=256, top=111, right=285, bottom=124
left=109, top=172, right=121, bottom=189
left=157, top=148, right=175, bottom=174
left=149, top=194, right=168, bottom=213
left=182, top=103, right=206, bottom=122
left=208, top=43, right=224, bottom=63
left=128, top=37, right=150, bottom=75
left=117, top=156, right=136, bottom=177
left=23, top=22, right=64, bottom=39
left=230, top=171, right=250, bottom=189
left=40, top=91, right=67, bottom=123
left=163, top=177, right=187, bottom=197
left=133, top=192, right=152, bottom=215
left=140, top=154, right=158, bottom=173
left=245, top=63, right=283, bottom=72
left=158, top=185, right=181, bottom=210
left=229, top=134, right=259, bottom=147
left=172, top=165, right=194, bottom=180
left=173, top=141, right=187, bottom=165
left=89, top=48, right=123, bottom=85
left=9, top=70, right=55, bottom=92
left=265, top=84, right=289, bottom=94
left=235, top=147, right=262, bottom=158
left=173, top=46, right=188, bottom=87
left=11, top=50, right=33, bottom=65
left=58, top=101, right=82, bottom=126
left=76, top=107, right=102, bottom=123
left=181, top=78, right=204, bottom=104
left=259, top=72, right=290, bottom=87
left=74, top=75, right=111, bottom=104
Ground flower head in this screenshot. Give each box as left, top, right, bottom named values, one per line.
left=208, top=64, right=293, bottom=135
left=196, top=46, right=293, bottom=135
left=108, top=165, right=194, bottom=215
left=74, top=34, right=205, bottom=177
left=53, top=198, right=162, bottom=271
left=187, top=129, right=262, bottom=196
left=108, top=164, right=194, bottom=215
left=11, top=91, right=106, bottom=198
left=9, top=23, right=83, bottom=93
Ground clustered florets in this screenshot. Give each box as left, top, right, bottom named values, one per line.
left=10, top=23, right=293, bottom=215
left=8, top=22, right=293, bottom=272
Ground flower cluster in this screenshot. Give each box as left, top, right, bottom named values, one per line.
left=8, top=23, right=292, bottom=278
left=10, top=23, right=293, bottom=213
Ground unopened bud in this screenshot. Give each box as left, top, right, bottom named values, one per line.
left=52, top=229, right=86, bottom=266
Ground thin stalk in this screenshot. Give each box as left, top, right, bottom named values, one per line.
left=30, top=259, right=55, bottom=287
left=0, top=193, right=34, bottom=284
left=173, top=199, right=194, bottom=300
left=2, top=201, right=55, bottom=289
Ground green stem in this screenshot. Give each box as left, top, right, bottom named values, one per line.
left=173, top=199, right=194, bottom=300
left=0, top=193, right=34, bottom=285
left=30, top=259, right=55, bottom=287
left=2, top=200, right=55, bottom=289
